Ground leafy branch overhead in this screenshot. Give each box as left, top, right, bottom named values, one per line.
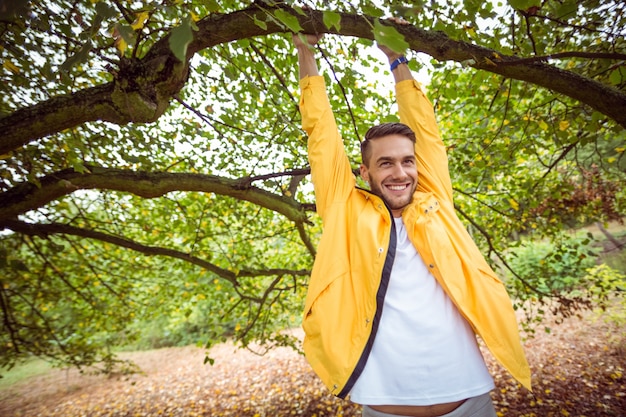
left=0, top=0, right=624, bottom=374
left=2, top=3, right=626, bottom=155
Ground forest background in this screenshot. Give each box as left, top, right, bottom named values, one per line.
left=1, top=0, right=625, bottom=399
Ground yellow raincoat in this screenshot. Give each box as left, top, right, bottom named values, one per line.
left=299, top=75, right=531, bottom=399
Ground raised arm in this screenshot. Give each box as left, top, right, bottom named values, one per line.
left=378, top=43, right=414, bottom=83
left=378, top=44, right=453, bottom=200
left=292, top=34, right=356, bottom=220
left=293, top=34, right=322, bottom=79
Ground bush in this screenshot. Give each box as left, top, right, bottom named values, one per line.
left=506, top=233, right=599, bottom=295
left=504, top=233, right=610, bottom=334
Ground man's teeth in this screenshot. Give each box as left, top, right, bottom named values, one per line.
left=387, top=185, right=406, bottom=190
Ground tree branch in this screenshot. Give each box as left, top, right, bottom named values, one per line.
left=0, top=220, right=310, bottom=287
left=0, top=166, right=312, bottom=225
left=495, top=51, right=626, bottom=66
left=2, top=4, right=625, bottom=154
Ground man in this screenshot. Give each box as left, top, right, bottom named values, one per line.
left=293, top=32, right=531, bottom=417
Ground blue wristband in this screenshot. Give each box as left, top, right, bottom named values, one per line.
left=390, top=56, right=408, bottom=71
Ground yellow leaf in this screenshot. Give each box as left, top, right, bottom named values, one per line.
left=131, top=11, right=149, bottom=30
left=538, top=120, right=549, bottom=130
left=3, top=60, right=20, bottom=74
left=559, top=120, right=570, bottom=131
left=509, top=199, right=519, bottom=211
left=115, top=37, right=127, bottom=55
left=616, top=147, right=624, bottom=153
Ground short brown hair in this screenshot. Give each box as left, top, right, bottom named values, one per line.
left=361, top=122, right=416, bottom=167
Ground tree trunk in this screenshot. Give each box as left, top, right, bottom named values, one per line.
left=595, top=221, right=624, bottom=251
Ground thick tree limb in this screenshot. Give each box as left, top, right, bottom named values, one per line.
left=494, top=51, right=626, bottom=65
left=0, top=51, right=189, bottom=154
left=1, top=4, right=625, bottom=155
left=0, top=219, right=310, bottom=287
left=0, top=166, right=311, bottom=225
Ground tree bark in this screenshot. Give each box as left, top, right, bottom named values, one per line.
left=0, top=166, right=311, bottom=224
left=595, top=221, right=624, bottom=251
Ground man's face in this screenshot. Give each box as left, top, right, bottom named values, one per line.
left=359, top=135, right=418, bottom=218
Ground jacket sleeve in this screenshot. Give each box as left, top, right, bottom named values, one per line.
left=299, top=76, right=356, bottom=221
left=396, top=80, right=453, bottom=202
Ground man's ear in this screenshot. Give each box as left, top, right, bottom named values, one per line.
left=360, top=164, right=369, bottom=183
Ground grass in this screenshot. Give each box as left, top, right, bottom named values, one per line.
left=0, top=359, right=52, bottom=391
left=601, top=247, right=626, bottom=271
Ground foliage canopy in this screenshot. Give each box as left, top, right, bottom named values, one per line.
left=1, top=0, right=625, bottom=372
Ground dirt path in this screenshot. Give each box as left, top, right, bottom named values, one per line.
left=1, top=310, right=625, bottom=417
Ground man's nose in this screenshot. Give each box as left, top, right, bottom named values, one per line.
left=391, top=163, right=407, bottom=178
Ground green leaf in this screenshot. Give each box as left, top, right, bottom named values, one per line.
left=169, top=16, right=193, bottom=62
left=323, top=11, right=341, bottom=31
left=373, top=20, right=409, bottom=54
left=252, top=15, right=267, bottom=30
left=508, top=0, right=541, bottom=10
left=72, top=161, right=86, bottom=174
left=273, top=9, right=302, bottom=33
left=609, top=66, right=625, bottom=86
left=94, top=2, right=117, bottom=19
left=115, top=23, right=136, bottom=47
left=555, top=0, right=577, bottom=18
left=464, top=0, right=481, bottom=15
left=204, top=0, right=220, bottom=13
left=362, top=5, right=385, bottom=18
left=60, top=41, right=93, bottom=73
left=293, top=6, right=307, bottom=16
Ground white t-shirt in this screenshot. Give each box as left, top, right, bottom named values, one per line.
left=350, top=217, right=494, bottom=405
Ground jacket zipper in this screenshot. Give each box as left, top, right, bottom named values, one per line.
left=336, top=197, right=397, bottom=399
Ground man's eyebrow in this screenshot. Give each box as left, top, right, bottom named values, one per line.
left=374, top=156, right=394, bottom=164
left=375, top=154, right=416, bottom=163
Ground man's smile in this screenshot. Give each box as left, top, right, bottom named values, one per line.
left=385, top=183, right=411, bottom=191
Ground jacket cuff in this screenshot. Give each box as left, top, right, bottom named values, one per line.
left=299, top=75, right=326, bottom=90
